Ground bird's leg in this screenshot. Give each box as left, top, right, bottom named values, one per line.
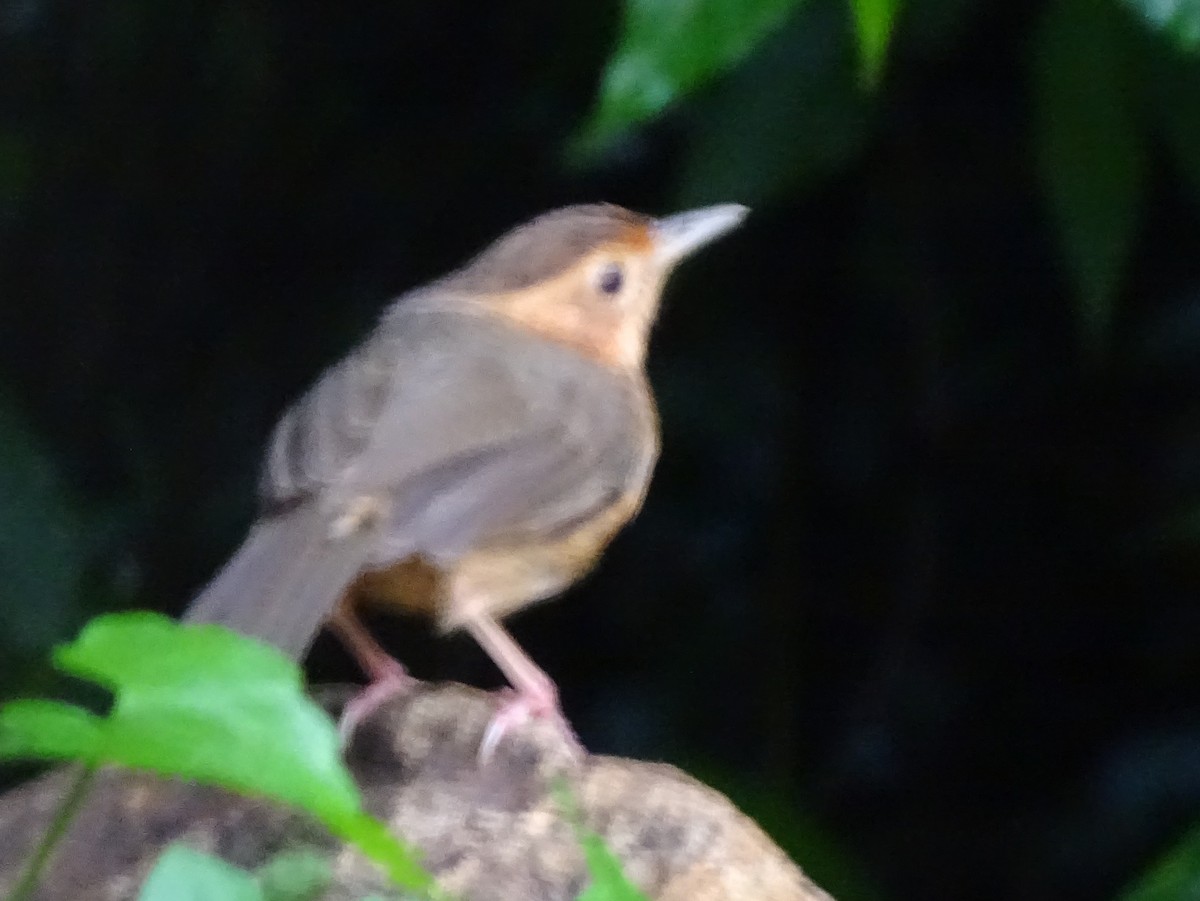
left=329, top=600, right=415, bottom=741
left=461, top=610, right=583, bottom=761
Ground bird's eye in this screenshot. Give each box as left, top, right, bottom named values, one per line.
left=597, top=262, right=624, bottom=296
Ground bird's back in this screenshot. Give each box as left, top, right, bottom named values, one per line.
left=189, top=297, right=659, bottom=650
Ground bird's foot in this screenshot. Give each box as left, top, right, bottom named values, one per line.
left=479, top=680, right=584, bottom=763
left=338, top=658, right=417, bottom=744
left=458, top=609, right=584, bottom=762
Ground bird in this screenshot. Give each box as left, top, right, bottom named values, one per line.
left=184, top=202, right=748, bottom=753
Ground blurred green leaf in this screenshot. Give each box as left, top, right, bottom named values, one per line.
left=0, top=613, right=436, bottom=895
left=0, top=613, right=358, bottom=818
left=677, top=2, right=867, bottom=207
left=1119, top=822, right=1200, bottom=901
left=0, top=398, right=85, bottom=661
left=576, top=0, right=805, bottom=155
left=0, top=133, right=32, bottom=206
left=899, top=0, right=983, bottom=56
left=1156, top=503, right=1200, bottom=545
left=256, top=849, right=332, bottom=901
left=574, top=827, right=650, bottom=901
left=1033, top=0, right=1146, bottom=352
left=553, top=783, right=650, bottom=901
left=1146, top=43, right=1200, bottom=207
left=1122, top=0, right=1200, bottom=51
left=686, top=761, right=881, bottom=901
left=139, top=845, right=262, bottom=901
left=851, top=0, right=901, bottom=88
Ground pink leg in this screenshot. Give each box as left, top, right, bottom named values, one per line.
left=329, top=605, right=415, bottom=741
left=462, top=611, right=582, bottom=761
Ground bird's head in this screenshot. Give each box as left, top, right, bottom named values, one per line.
left=444, top=203, right=748, bottom=369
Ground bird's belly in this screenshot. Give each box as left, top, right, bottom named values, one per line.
left=352, top=555, right=445, bottom=617
left=353, top=484, right=645, bottom=629
left=353, top=535, right=602, bottom=630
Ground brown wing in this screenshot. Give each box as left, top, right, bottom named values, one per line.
left=185, top=301, right=654, bottom=658
left=259, top=301, right=530, bottom=512
left=353, top=312, right=656, bottom=565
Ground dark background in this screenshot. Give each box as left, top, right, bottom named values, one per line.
left=3, top=1, right=1200, bottom=899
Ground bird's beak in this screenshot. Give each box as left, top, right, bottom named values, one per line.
left=653, top=204, right=749, bottom=267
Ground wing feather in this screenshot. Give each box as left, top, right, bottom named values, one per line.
left=187, top=301, right=655, bottom=656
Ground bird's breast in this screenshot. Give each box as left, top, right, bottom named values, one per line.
left=353, top=474, right=652, bottom=628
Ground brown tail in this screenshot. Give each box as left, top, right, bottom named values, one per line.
left=183, top=506, right=376, bottom=659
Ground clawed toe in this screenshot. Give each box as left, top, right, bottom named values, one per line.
left=338, top=662, right=416, bottom=743
left=478, top=686, right=583, bottom=763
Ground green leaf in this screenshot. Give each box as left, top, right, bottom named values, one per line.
left=322, top=808, right=437, bottom=891
left=686, top=761, right=882, bottom=901
left=552, top=783, right=648, bottom=901
left=1146, top=40, right=1200, bottom=206
left=1122, top=0, right=1200, bottom=51
left=574, top=827, right=651, bottom=901
left=0, top=397, right=85, bottom=661
left=899, top=0, right=983, bottom=57
left=1153, top=504, right=1200, bottom=546
left=255, top=848, right=332, bottom=901
left=0, top=133, right=33, bottom=206
left=0, top=612, right=436, bottom=895
left=575, top=0, right=806, bottom=155
left=676, top=2, right=867, bottom=207
left=1119, top=822, right=1200, bottom=901
left=1032, top=0, right=1147, bottom=352
left=850, top=0, right=902, bottom=88
left=139, top=845, right=263, bottom=901
left=0, top=612, right=358, bottom=820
